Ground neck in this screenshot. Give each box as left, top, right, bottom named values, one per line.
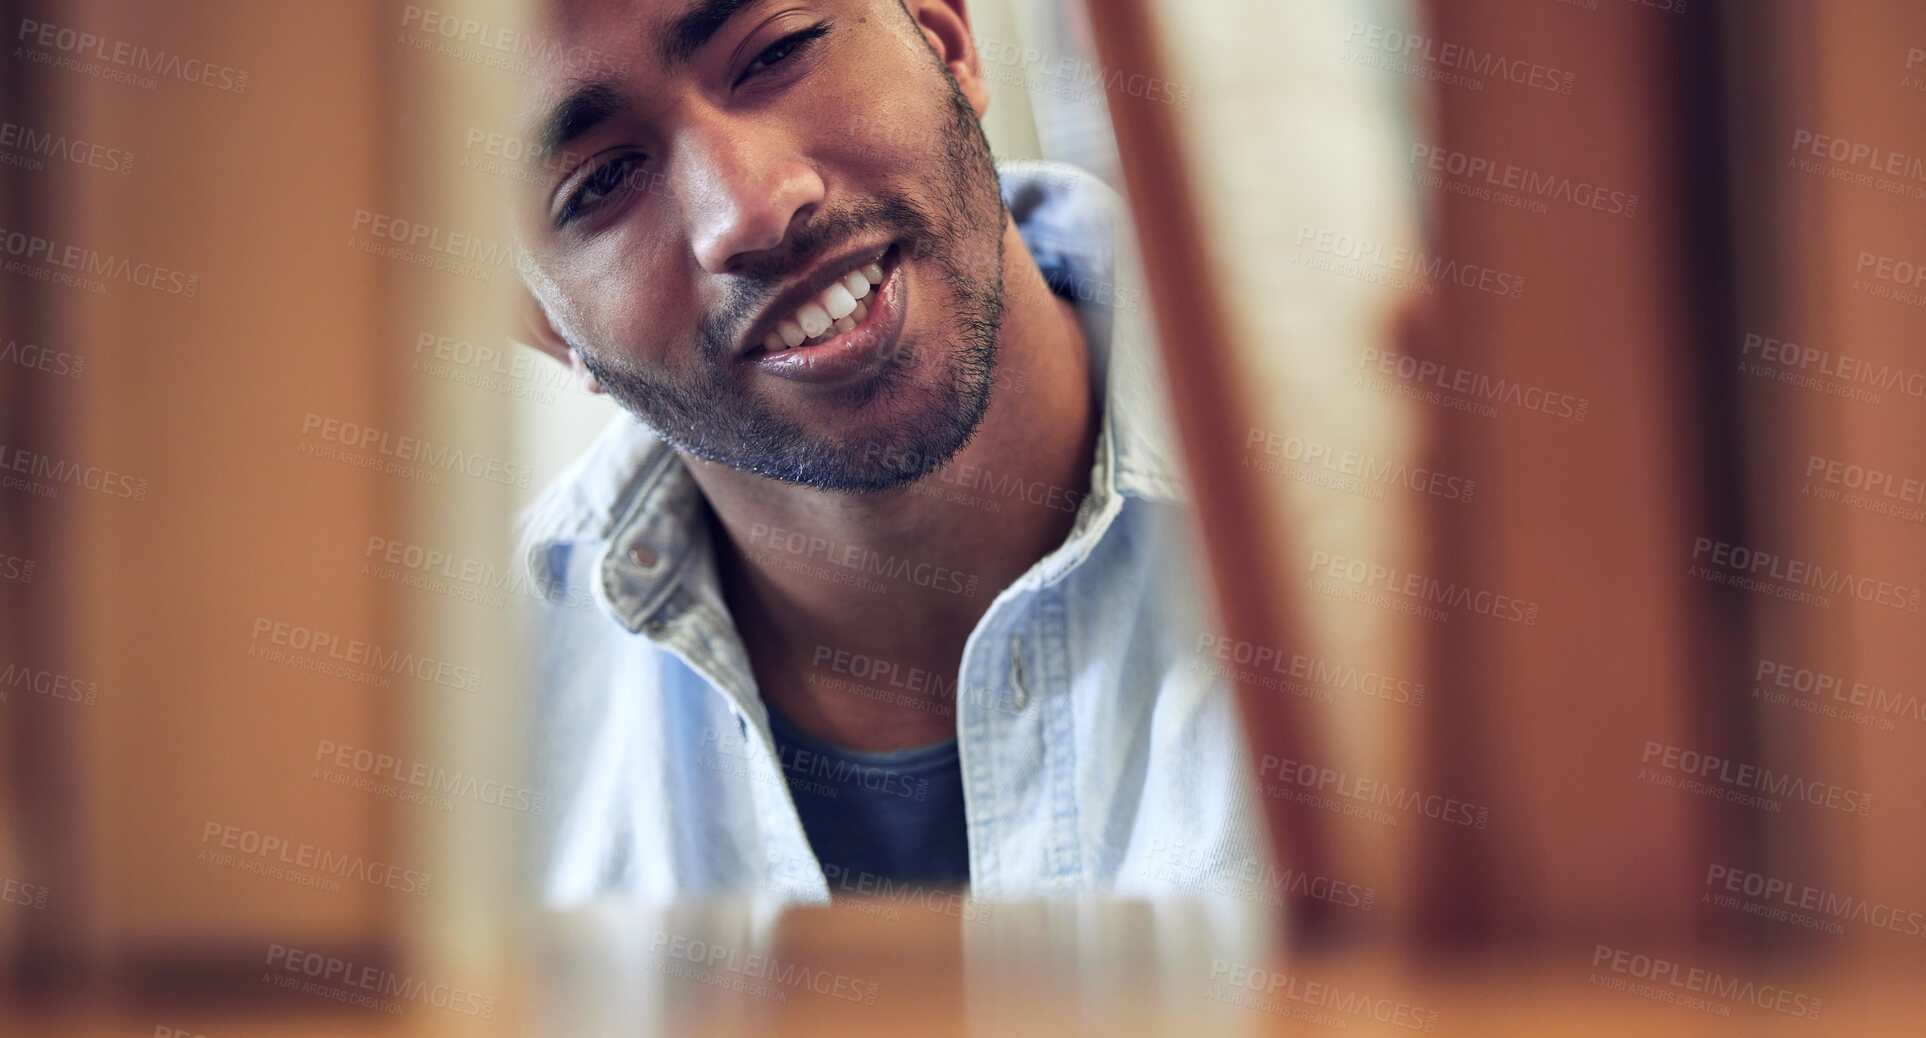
left=687, top=218, right=1096, bottom=751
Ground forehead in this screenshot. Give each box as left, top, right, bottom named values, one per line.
left=542, top=0, right=705, bottom=54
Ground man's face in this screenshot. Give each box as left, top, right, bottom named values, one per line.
left=518, top=0, right=1008, bottom=492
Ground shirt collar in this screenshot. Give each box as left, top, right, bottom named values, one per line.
left=519, top=161, right=1185, bottom=625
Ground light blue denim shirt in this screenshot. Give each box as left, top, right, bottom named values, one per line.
left=518, top=162, right=1276, bottom=908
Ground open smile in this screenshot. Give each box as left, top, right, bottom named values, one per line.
left=740, top=244, right=907, bottom=386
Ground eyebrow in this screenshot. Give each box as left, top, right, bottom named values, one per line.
left=535, top=80, right=628, bottom=163
left=659, top=0, right=757, bottom=71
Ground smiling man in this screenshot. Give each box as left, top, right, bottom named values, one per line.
left=515, top=0, right=1272, bottom=905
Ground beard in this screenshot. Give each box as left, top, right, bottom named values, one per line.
left=576, top=68, right=1008, bottom=494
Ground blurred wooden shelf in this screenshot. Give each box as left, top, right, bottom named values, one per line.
left=10, top=896, right=1924, bottom=1037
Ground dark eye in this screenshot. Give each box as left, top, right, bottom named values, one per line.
left=555, top=155, right=642, bottom=228
left=735, top=23, right=829, bottom=87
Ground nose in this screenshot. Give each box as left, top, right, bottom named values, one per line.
left=678, top=120, right=824, bottom=275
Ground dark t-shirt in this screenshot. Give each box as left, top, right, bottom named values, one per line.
left=765, top=701, right=970, bottom=891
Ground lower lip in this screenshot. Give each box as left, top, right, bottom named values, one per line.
left=746, top=256, right=906, bottom=385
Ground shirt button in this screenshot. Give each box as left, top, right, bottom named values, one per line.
left=629, top=545, right=658, bottom=567
left=1010, top=641, right=1028, bottom=710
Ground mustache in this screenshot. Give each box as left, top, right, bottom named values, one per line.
left=695, top=192, right=936, bottom=362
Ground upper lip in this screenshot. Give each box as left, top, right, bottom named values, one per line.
left=735, top=240, right=895, bottom=359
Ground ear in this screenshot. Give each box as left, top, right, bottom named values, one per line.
left=905, top=0, right=988, bottom=118
left=518, top=287, right=603, bottom=395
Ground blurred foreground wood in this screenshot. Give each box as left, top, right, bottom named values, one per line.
left=8, top=896, right=1925, bottom=1037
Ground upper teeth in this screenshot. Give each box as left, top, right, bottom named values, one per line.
left=763, top=261, right=886, bottom=352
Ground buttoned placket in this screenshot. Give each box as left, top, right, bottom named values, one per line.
left=957, top=575, right=1099, bottom=897
left=1030, top=585, right=1082, bottom=889
left=957, top=603, right=1008, bottom=892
